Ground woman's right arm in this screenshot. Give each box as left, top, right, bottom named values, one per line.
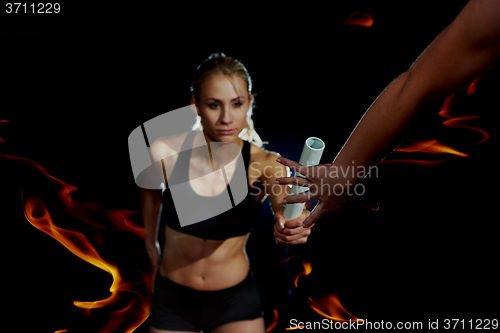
left=141, top=188, right=162, bottom=291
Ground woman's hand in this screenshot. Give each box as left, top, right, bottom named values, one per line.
left=275, top=157, right=378, bottom=228
left=273, top=209, right=312, bottom=246
left=146, top=241, right=161, bottom=293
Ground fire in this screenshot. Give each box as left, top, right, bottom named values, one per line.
left=379, top=157, right=455, bottom=166
left=438, top=96, right=490, bottom=146
left=266, top=309, right=279, bottom=332
left=345, top=12, right=374, bottom=27
left=309, top=293, right=363, bottom=322
left=465, top=75, right=484, bottom=96
left=2, top=153, right=149, bottom=333
left=441, top=116, right=490, bottom=145
left=381, top=84, right=489, bottom=166
left=289, top=262, right=361, bottom=326
left=285, top=325, right=305, bottom=330
left=395, top=139, right=468, bottom=157
left=294, top=262, right=312, bottom=287
left=24, top=196, right=122, bottom=310
left=465, top=78, right=479, bottom=95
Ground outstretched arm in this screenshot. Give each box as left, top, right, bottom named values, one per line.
left=277, top=0, right=500, bottom=228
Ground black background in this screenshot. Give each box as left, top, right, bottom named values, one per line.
left=1, top=1, right=499, bottom=332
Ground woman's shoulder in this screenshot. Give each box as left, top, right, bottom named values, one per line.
left=250, top=141, right=279, bottom=159
left=249, top=142, right=287, bottom=171
left=150, top=131, right=192, bottom=161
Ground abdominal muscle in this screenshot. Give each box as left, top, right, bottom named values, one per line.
left=159, top=225, right=250, bottom=291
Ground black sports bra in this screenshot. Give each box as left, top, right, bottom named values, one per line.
left=160, top=131, right=262, bottom=240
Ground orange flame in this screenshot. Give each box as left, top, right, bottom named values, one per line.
left=465, top=76, right=482, bottom=95
left=309, top=293, right=363, bottom=322
left=24, top=197, right=121, bottom=309
left=291, top=262, right=361, bottom=325
left=285, top=325, right=306, bottom=330
left=465, top=68, right=495, bottom=96
left=266, top=309, right=280, bottom=332
left=395, top=139, right=469, bottom=157
left=2, top=153, right=148, bottom=333
left=442, top=116, right=490, bottom=145
left=438, top=95, right=455, bottom=118
left=382, top=88, right=489, bottom=166
left=379, top=157, right=456, bottom=166
left=345, top=12, right=374, bottom=27
left=438, top=95, right=490, bottom=146
left=284, top=293, right=362, bottom=330
left=294, top=262, right=312, bottom=287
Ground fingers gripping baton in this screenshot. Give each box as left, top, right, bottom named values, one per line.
left=283, top=137, right=325, bottom=221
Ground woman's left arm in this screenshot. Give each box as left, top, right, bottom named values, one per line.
left=260, top=152, right=311, bottom=246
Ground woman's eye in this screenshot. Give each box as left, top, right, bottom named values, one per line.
left=233, top=102, right=242, bottom=108
left=209, top=103, right=220, bottom=109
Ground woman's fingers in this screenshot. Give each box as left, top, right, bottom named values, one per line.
left=282, top=190, right=313, bottom=204
left=274, top=224, right=308, bottom=236
left=302, top=201, right=329, bottom=228
left=274, top=225, right=311, bottom=243
left=274, top=208, right=312, bottom=246
left=274, top=232, right=309, bottom=246
left=275, top=218, right=284, bottom=230
left=283, top=215, right=310, bottom=229
left=276, top=157, right=309, bottom=177
left=274, top=212, right=285, bottom=230
left=275, top=176, right=309, bottom=187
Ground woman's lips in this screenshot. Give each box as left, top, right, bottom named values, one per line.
left=217, top=129, right=236, bottom=135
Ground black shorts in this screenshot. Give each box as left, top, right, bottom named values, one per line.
left=149, top=270, right=264, bottom=332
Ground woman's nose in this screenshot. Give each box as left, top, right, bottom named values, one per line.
left=220, top=106, right=232, bottom=124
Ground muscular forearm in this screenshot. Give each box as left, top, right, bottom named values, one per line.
left=333, top=71, right=421, bottom=173
left=333, top=68, right=442, bottom=172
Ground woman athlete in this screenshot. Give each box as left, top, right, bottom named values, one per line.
left=141, top=54, right=311, bottom=333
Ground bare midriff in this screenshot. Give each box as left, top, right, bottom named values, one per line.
left=159, top=225, right=250, bottom=291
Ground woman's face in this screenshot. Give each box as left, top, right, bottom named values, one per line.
left=194, top=73, right=253, bottom=144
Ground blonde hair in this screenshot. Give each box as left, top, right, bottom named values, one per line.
left=190, top=53, right=266, bottom=148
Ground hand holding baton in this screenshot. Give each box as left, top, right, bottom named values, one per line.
left=283, top=137, right=325, bottom=221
